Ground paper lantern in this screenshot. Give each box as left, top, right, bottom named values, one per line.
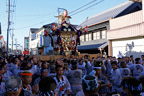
left=64, top=28, right=67, bottom=31
left=44, top=30, right=48, bottom=36
left=52, top=24, right=56, bottom=31
left=84, top=26, right=88, bottom=32
left=68, top=28, right=71, bottom=32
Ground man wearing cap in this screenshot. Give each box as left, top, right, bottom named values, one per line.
left=20, top=71, right=33, bottom=95
left=0, top=76, right=33, bottom=96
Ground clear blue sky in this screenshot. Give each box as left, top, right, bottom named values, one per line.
left=0, top=0, right=127, bottom=50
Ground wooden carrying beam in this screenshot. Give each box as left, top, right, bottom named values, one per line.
left=39, top=54, right=102, bottom=61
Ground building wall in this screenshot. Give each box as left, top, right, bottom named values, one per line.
left=24, top=37, right=29, bottom=50
left=29, top=29, right=44, bottom=55
left=79, top=24, right=108, bottom=54
left=29, top=31, right=32, bottom=51
left=80, top=29, right=107, bottom=45
left=112, top=37, right=144, bottom=58
left=29, top=30, right=37, bottom=52
left=29, top=27, right=54, bottom=55
left=31, top=32, right=36, bottom=40
left=110, top=10, right=143, bottom=30
left=107, top=11, right=144, bottom=40
left=107, top=10, right=144, bottom=58
left=108, top=40, right=112, bottom=56
left=0, top=36, right=6, bottom=53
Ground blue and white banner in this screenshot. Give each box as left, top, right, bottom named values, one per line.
left=40, top=34, right=43, bottom=47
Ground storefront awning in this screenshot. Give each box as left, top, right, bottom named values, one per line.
left=77, top=42, right=108, bottom=50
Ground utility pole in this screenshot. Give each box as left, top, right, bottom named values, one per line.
left=15, top=38, right=17, bottom=55
left=12, top=30, right=14, bottom=52
left=6, top=0, right=10, bottom=56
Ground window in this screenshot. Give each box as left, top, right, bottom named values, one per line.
left=93, top=31, right=101, bottom=40
left=102, top=30, right=106, bottom=38
left=88, top=33, right=91, bottom=41
left=85, top=34, right=88, bottom=41
left=96, top=31, right=100, bottom=39
left=80, top=35, right=84, bottom=42
left=93, top=32, right=97, bottom=40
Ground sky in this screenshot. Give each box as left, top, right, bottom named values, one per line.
left=0, top=0, right=127, bottom=50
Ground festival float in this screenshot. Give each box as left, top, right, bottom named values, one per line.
left=39, top=9, right=100, bottom=60
left=45, top=9, right=82, bottom=56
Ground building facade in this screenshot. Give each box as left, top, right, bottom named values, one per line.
left=24, top=37, right=29, bottom=51
left=107, top=10, right=144, bottom=58
left=78, top=1, right=142, bottom=56
left=0, top=36, right=6, bottom=55
left=29, top=28, right=39, bottom=55
left=29, top=25, right=53, bottom=55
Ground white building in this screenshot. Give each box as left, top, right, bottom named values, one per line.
left=107, top=10, right=144, bottom=59
left=29, top=25, right=53, bottom=55
left=29, top=28, right=39, bottom=55
left=0, top=36, right=6, bottom=55
left=107, top=1, right=144, bottom=59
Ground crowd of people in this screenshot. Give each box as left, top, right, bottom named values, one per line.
left=0, top=54, right=143, bottom=96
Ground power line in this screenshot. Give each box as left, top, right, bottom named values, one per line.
left=16, top=13, right=54, bottom=17
left=70, top=0, right=105, bottom=16
left=13, top=18, right=54, bottom=30
left=69, top=0, right=97, bottom=14
left=2, top=17, right=55, bottom=31
left=3, top=0, right=104, bottom=32
left=16, top=13, right=54, bottom=22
